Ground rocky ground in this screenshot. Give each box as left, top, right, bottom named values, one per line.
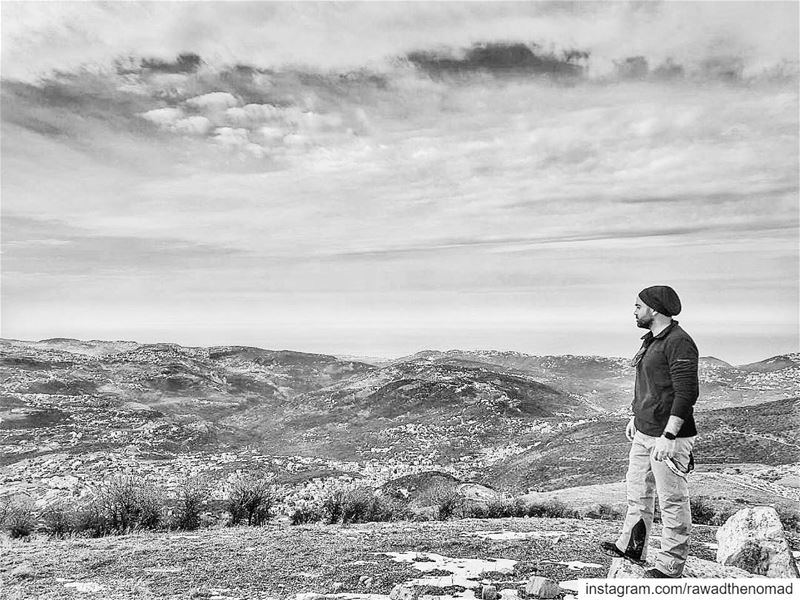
left=0, top=516, right=733, bottom=600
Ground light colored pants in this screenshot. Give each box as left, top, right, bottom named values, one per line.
left=615, top=430, right=696, bottom=577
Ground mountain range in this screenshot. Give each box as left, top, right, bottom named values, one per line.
left=0, top=337, right=798, bottom=507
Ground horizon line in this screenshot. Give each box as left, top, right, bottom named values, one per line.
left=1, top=335, right=796, bottom=368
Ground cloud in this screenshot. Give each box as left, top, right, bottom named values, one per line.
left=173, top=115, right=211, bottom=136
left=185, top=91, right=239, bottom=111
left=1, top=3, right=796, bottom=82
left=2, top=215, right=240, bottom=275
left=141, top=107, right=183, bottom=127
left=1, top=3, right=796, bottom=360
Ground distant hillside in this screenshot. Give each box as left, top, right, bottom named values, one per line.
left=220, top=359, right=595, bottom=460
left=737, top=352, right=800, bottom=373
left=1, top=338, right=798, bottom=502
left=401, top=349, right=800, bottom=411
left=0, top=339, right=375, bottom=463
left=488, top=398, right=800, bottom=493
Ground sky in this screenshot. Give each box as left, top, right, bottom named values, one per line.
left=1, top=2, right=798, bottom=364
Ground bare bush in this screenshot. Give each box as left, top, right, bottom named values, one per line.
left=41, top=500, right=77, bottom=538
left=435, top=487, right=463, bottom=521
left=170, top=478, right=210, bottom=531
left=290, top=502, right=322, bottom=525
left=462, top=497, right=526, bottom=519
left=4, top=499, right=37, bottom=539
left=0, top=496, right=10, bottom=527
left=526, top=499, right=578, bottom=519
left=77, top=475, right=163, bottom=536
left=225, top=476, right=276, bottom=526
left=321, top=489, right=346, bottom=524
left=316, top=487, right=406, bottom=524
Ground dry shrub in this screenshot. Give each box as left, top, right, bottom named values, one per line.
left=77, top=475, right=163, bottom=536
left=526, top=499, right=578, bottom=519
left=290, top=502, right=322, bottom=525
left=4, top=499, right=37, bottom=539
left=41, top=500, right=77, bottom=538
left=170, top=478, right=210, bottom=531
left=225, top=476, right=276, bottom=526
left=317, top=487, right=406, bottom=524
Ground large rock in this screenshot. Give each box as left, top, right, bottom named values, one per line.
left=523, top=576, right=560, bottom=599
left=608, top=548, right=763, bottom=579
left=457, top=483, right=502, bottom=503
left=716, top=506, right=800, bottom=578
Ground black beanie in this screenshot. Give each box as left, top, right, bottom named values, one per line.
left=638, top=285, right=682, bottom=317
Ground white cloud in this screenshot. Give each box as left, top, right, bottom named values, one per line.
left=173, top=116, right=211, bottom=136
left=140, top=107, right=183, bottom=127
left=212, top=126, right=249, bottom=148
left=185, top=91, right=239, bottom=111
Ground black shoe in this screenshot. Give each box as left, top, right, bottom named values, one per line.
left=600, top=541, right=645, bottom=565
left=643, top=568, right=678, bottom=579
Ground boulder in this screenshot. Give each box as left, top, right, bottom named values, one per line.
left=523, top=576, right=560, bottom=599
left=608, top=555, right=759, bottom=579
left=458, top=483, right=502, bottom=503
left=390, top=583, right=419, bottom=600
left=716, top=506, right=800, bottom=578
left=481, top=584, right=498, bottom=600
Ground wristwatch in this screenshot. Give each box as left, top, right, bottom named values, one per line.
left=663, top=431, right=676, bottom=440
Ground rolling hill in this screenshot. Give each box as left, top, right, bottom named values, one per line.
left=1, top=338, right=797, bottom=511
left=488, top=397, right=800, bottom=493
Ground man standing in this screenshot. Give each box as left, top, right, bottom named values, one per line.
left=602, top=285, right=699, bottom=578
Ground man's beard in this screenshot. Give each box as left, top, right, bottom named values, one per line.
left=636, top=315, right=653, bottom=329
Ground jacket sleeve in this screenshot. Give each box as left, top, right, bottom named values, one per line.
left=665, top=335, right=699, bottom=419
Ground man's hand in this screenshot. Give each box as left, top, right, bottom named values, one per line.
left=625, top=417, right=636, bottom=442
left=653, top=436, right=677, bottom=461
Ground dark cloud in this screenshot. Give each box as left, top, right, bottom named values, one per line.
left=407, top=42, right=587, bottom=79
left=140, top=53, right=203, bottom=74
left=1, top=78, right=158, bottom=139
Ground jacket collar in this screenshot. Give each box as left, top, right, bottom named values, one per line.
left=640, top=319, right=679, bottom=342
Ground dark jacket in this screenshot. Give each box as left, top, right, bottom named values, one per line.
left=632, top=321, right=698, bottom=437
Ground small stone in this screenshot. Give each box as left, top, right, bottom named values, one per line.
left=482, top=584, right=498, bottom=600
left=390, top=583, right=418, bottom=600
left=607, top=557, right=646, bottom=579
left=11, top=564, right=34, bottom=579
left=523, top=576, right=560, bottom=599
left=294, top=594, right=324, bottom=600
left=64, top=582, right=105, bottom=593
left=332, top=582, right=344, bottom=592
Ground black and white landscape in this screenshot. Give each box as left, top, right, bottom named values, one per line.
left=1, top=2, right=798, bottom=598
left=2, top=337, right=798, bottom=507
